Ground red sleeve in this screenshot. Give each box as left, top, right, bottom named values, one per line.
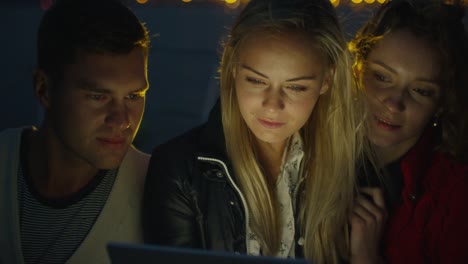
left=438, top=167, right=468, bottom=263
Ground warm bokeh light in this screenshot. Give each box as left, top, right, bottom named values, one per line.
left=330, top=0, right=340, bottom=7
left=123, top=0, right=393, bottom=9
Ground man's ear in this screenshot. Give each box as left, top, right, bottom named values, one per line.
left=34, top=69, right=51, bottom=108
left=320, top=68, right=334, bottom=95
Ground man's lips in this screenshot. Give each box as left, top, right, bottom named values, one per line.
left=97, top=137, right=126, bottom=145
left=257, top=118, right=285, bottom=129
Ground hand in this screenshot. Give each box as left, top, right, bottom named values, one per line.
left=350, top=187, right=387, bottom=264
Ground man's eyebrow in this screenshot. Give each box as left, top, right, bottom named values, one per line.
left=77, top=80, right=111, bottom=93
left=133, top=85, right=149, bottom=93
left=77, top=80, right=149, bottom=93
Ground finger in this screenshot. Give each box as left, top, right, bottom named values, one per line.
left=353, top=202, right=376, bottom=225
left=360, top=187, right=386, bottom=209
left=355, top=194, right=387, bottom=224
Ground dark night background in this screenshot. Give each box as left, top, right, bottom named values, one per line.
left=1, top=0, right=466, bottom=152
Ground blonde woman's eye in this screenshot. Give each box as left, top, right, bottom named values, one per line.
left=287, top=85, right=306, bottom=92
left=246, top=77, right=266, bottom=85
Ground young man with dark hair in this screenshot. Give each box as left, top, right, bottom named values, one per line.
left=0, top=0, right=150, bottom=263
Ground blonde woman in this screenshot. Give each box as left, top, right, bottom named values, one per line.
left=144, top=0, right=369, bottom=262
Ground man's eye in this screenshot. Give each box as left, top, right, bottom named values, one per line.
left=126, top=93, right=145, bottom=100
left=87, top=94, right=105, bottom=100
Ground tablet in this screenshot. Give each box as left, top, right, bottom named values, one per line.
left=107, top=242, right=310, bottom=264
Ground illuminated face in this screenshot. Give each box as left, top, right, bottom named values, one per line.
left=44, top=47, right=148, bottom=169
left=235, top=31, right=330, bottom=148
left=361, top=30, right=441, bottom=159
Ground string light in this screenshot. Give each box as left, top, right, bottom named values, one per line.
left=330, top=0, right=340, bottom=7
left=129, top=0, right=390, bottom=8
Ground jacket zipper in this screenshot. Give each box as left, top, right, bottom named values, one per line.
left=197, top=156, right=250, bottom=251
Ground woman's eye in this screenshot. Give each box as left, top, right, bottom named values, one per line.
left=287, top=85, right=306, bottom=92
left=414, top=88, right=434, bottom=97
left=373, top=72, right=390, bottom=82
left=246, top=77, right=266, bottom=85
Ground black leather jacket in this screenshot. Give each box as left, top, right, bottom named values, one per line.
left=143, top=102, right=248, bottom=253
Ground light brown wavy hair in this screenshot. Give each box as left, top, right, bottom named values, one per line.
left=349, top=0, right=468, bottom=162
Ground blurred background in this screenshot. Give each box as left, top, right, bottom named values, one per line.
left=0, top=0, right=466, bottom=152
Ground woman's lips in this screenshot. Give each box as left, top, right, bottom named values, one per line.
left=374, top=116, right=402, bottom=131
left=257, top=118, right=285, bottom=129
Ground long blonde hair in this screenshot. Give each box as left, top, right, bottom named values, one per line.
left=219, top=0, right=369, bottom=262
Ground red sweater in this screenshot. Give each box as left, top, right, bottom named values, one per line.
left=384, top=129, right=468, bottom=263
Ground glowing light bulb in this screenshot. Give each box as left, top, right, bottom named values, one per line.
left=329, top=0, right=340, bottom=7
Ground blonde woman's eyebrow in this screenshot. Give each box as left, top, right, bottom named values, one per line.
left=241, top=64, right=316, bottom=81
left=241, top=64, right=269, bottom=78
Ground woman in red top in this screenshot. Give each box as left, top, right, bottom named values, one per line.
left=349, top=0, right=468, bottom=263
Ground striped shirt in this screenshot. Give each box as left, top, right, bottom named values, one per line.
left=18, top=146, right=117, bottom=264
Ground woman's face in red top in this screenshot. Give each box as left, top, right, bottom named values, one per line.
left=361, top=29, right=442, bottom=161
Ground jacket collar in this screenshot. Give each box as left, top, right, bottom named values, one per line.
left=197, top=99, right=229, bottom=160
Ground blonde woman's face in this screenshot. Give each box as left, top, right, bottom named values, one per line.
left=361, top=30, right=441, bottom=157
left=234, top=31, right=330, bottom=148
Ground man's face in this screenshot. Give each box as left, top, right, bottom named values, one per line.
left=45, top=47, right=148, bottom=169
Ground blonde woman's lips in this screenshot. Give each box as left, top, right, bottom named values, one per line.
left=257, top=118, right=285, bottom=129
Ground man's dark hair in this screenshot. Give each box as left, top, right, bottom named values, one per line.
left=37, top=0, right=149, bottom=81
